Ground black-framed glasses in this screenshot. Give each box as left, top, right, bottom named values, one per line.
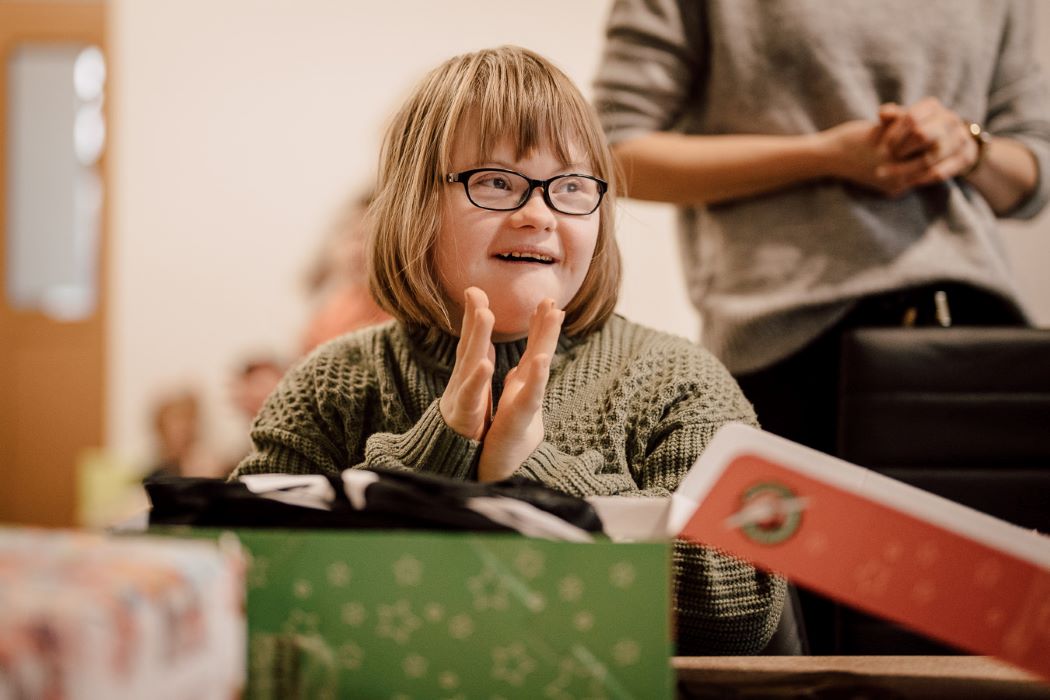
left=446, top=168, right=607, bottom=216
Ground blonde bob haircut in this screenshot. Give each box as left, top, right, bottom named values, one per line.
left=368, top=45, right=621, bottom=338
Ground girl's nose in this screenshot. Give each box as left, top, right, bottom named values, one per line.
left=513, top=187, right=557, bottom=229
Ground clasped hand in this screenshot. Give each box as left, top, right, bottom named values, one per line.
left=438, top=287, right=564, bottom=482
left=828, top=96, right=982, bottom=198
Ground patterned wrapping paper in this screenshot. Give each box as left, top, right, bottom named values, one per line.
left=0, top=527, right=246, bottom=700
left=201, top=529, right=674, bottom=700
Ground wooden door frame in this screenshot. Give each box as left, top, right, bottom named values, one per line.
left=0, top=2, right=107, bottom=526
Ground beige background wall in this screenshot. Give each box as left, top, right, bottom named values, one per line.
left=109, top=1, right=1050, bottom=466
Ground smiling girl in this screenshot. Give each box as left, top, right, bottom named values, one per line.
left=233, top=46, right=785, bottom=654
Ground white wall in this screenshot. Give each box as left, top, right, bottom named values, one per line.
left=109, top=1, right=1050, bottom=466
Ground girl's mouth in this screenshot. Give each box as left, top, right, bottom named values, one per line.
left=495, top=252, right=556, bottom=264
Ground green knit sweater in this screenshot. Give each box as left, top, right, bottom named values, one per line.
left=234, top=315, right=785, bottom=654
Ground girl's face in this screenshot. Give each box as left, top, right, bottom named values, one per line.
left=435, top=125, right=600, bottom=341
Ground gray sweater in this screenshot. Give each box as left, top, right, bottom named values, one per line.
left=594, top=0, right=1050, bottom=373
left=235, top=316, right=785, bottom=654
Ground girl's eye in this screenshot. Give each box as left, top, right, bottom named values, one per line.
left=478, top=175, right=510, bottom=190
left=552, top=177, right=585, bottom=194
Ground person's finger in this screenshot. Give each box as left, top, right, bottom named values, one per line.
left=454, top=288, right=478, bottom=364
left=875, top=154, right=930, bottom=196
left=880, top=111, right=916, bottom=157
left=878, top=102, right=902, bottom=126
left=520, top=353, right=552, bottom=412
left=890, top=110, right=947, bottom=160
left=922, top=120, right=968, bottom=167
left=906, top=152, right=969, bottom=188
left=524, top=300, right=563, bottom=362
left=458, top=357, right=494, bottom=419
left=461, top=300, right=495, bottom=373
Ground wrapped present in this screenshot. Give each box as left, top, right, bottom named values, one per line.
left=663, top=422, right=1050, bottom=681
left=0, top=527, right=245, bottom=699
left=160, top=528, right=672, bottom=699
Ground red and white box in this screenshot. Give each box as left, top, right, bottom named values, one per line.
left=591, top=423, right=1050, bottom=680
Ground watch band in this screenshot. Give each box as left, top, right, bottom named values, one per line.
left=962, top=122, right=992, bottom=177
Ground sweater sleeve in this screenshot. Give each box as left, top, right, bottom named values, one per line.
left=987, top=0, right=1050, bottom=219
left=232, top=342, right=480, bottom=480
left=360, top=400, right=481, bottom=480
left=592, top=0, right=703, bottom=145
left=514, top=442, right=639, bottom=497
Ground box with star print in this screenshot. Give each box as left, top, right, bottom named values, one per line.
left=228, top=528, right=673, bottom=699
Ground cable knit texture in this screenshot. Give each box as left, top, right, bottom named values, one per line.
left=234, top=315, right=786, bottom=654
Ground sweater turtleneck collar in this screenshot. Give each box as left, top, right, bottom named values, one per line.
left=404, top=324, right=583, bottom=377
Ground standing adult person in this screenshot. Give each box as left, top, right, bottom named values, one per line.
left=593, top=0, right=1050, bottom=456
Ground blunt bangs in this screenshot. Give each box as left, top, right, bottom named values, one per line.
left=370, top=46, right=621, bottom=338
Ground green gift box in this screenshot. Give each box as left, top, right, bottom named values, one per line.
left=187, top=528, right=672, bottom=699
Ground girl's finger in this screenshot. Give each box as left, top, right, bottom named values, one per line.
left=455, top=287, right=479, bottom=362
left=525, top=300, right=559, bottom=355
left=459, top=358, right=494, bottom=418
left=462, top=305, right=495, bottom=372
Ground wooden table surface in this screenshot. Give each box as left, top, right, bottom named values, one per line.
left=674, top=656, right=1050, bottom=699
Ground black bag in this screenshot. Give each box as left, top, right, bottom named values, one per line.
left=145, top=468, right=604, bottom=535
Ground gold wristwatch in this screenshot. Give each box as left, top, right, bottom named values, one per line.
left=962, top=122, right=992, bottom=177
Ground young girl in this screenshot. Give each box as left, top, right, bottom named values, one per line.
left=234, top=46, right=785, bottom=655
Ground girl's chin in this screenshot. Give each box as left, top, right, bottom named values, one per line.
left=488, top=297, right=550, bottom=340
left=490, top=316, right=532, bottom=342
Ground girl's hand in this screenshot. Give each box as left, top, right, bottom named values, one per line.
left=439, top=287, right=495, bottom=441
left=477, top=299, right=564, bottom=482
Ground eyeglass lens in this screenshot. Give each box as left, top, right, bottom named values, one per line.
left=466, top=170, right=600, bottom=214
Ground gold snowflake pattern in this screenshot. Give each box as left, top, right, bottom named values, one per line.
left=337, top=642, right=364, bottom=670
left=524, top=591, right=546, bottom=613
left=424, top=602, right=445, bottom=622
left=293, top=579, right=313, bottom=599
left=327, top=561, right=351, bottom=586
left=609, top=562, right=635, bottom=589
left=543, top=657, right=609, bottom=700
left=341, top=601, right=367, bottom=627
left=513, top=547, right=545, bottom=579
left=491, top=642, right=536, bottom=686
left=448, top=613, right=474, bottom=640
left=468, top=565, right=510, bottom=611
left=377, top=600, right=422, bottom=645
left=402, top=653, right=428, bottom=679
left=393, top=555, right=423, bottom=586
left=612, top=639, right=640, bottom=666
left=283, top=608, right=320, bottom=636
left=438, top=670, right=460, bottom=689
left=558, top=575, right=584, bottom=602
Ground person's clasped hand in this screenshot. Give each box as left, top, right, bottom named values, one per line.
left=874, top=97, right=982, bottom=192
left=438, top=286, right=564, bottom=482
